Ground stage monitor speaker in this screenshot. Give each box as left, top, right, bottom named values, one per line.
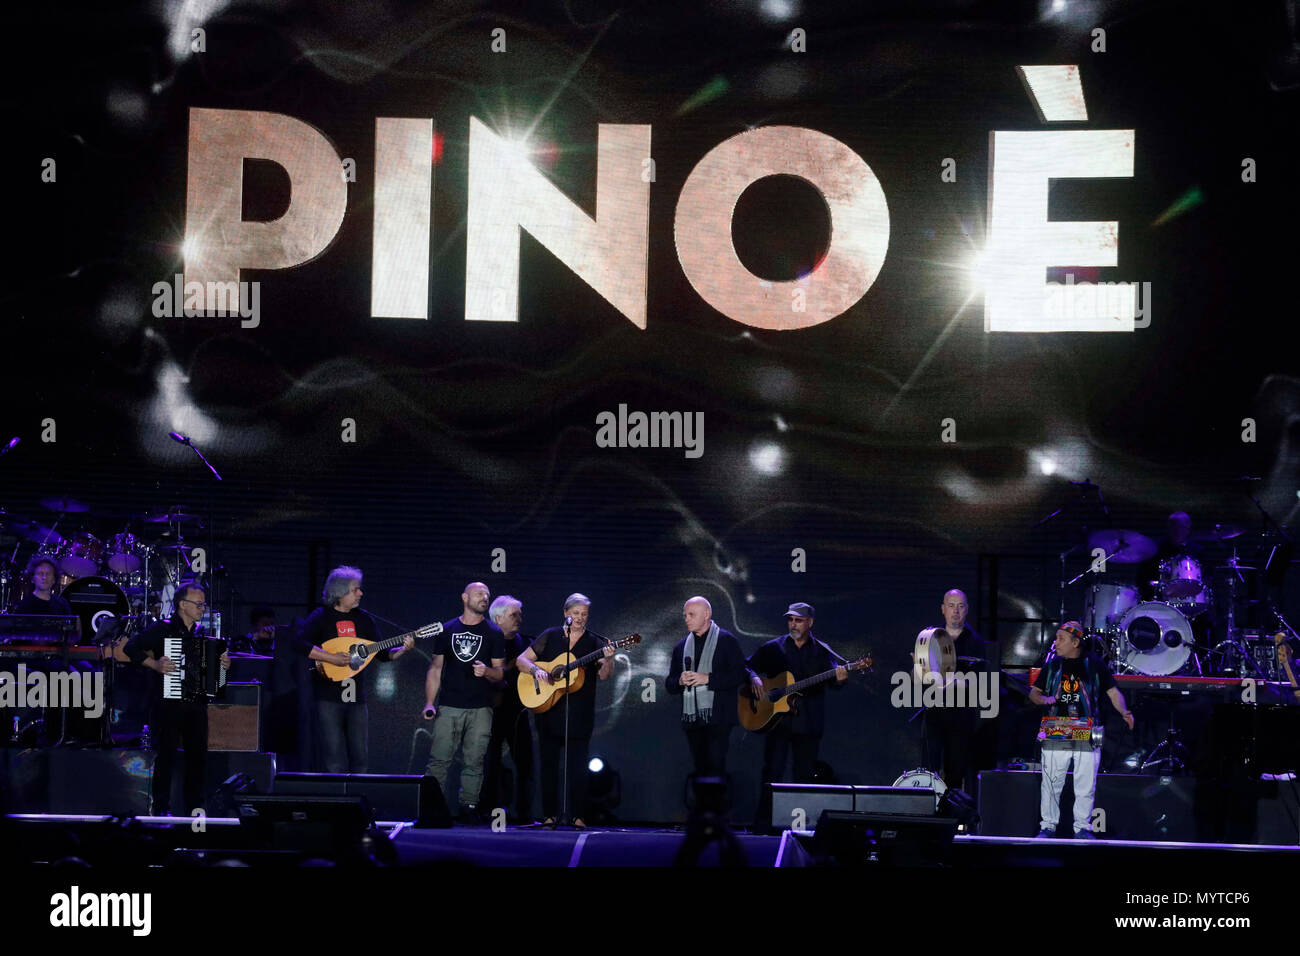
left=208, top=682, right=260, bottom=751
left=812, top=810, right=959, bottom=866
left=851, top=785, right=939, bottom=817
left=272, top=772, right=452, bottom=828
left=235, top=793, right=373, bottom=855
left=771, top=783, right=853, bottom=830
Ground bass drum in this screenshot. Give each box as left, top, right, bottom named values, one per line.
left=892, top=769, right=947, bottom=809
left=60, top=575, right=130, bottom=640
left=1115, top=601, right=1193, bottom=676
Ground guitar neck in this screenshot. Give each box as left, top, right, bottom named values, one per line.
left=372, top=629, right=419, bottom=653
left=785, top=666, right=842, bottom=695
left=562, top=641, right=616, bottom=674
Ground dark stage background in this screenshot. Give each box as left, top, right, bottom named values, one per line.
left=5, top=0, right=1299, bottom=823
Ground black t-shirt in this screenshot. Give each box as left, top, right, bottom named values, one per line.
left=14, top=593, right=74, bottom=616
left=298, top=605, right=384, bottom=704
left=432, top=617, right=507, bottom=710
left=125, top=617, right=206, bottom=703
left=747, top=634, right=845, bottom=737
left=493, top=631, right=532, bottom=711
left=529, top=626, right=605, bottom=738
left=1032, top=653, right=1116, bottom=719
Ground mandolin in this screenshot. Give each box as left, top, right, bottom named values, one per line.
left=315, top=621, right=443, bottom=682
left=738, top=654, right=874, bottom=732
left=517, top=634, right=642, bottom=712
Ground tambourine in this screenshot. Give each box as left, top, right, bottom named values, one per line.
left=913, top=626, right=956, bottom=683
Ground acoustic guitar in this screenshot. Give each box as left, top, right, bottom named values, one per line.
left=315, top=621, right=443, bottom=682
left=517, top=634, right=642, bottom=713
left=738, top=654, right=874, bottom=732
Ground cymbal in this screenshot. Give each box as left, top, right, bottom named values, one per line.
left=138, top=511, right=203, bottom=525
left=13, top=522, right=64, bottom=546
left=1087, top=529, right=1157, bottom=564
left=40, top=496, right=90, bottom=514
left=1193, top=523, right=1246, bottom=542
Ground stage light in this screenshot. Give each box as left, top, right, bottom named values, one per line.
left=587, top=759, right=621, bottom=824
left=1039, top=457, right=1057, bottom=476
left=748, top=440, right=786, bottom=476
left=180, top=237, right=199, bottom=261
left=761, top=0, right=797, bottom=22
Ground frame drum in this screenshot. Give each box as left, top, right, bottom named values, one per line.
left=913, top=627, right=956, bottom=682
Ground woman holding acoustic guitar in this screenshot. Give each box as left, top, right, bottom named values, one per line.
left=515, top=593, right=615, bottom=829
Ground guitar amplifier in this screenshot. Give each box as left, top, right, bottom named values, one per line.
left=208, top=682, right=260, bottom=751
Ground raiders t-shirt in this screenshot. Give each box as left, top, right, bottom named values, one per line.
left=433, top=617, right=506, bottom=710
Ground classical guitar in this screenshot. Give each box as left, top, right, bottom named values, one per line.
left=518, top=634, right=642, bottom=713
left=738, top=654, right=874, bottom=732
left=315, top=621, right=443, bottom=682
left=1275, top=631, right=1300, bottom=702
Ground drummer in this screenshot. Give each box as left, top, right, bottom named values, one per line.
left=15, top=556, right=77, bottom=628
left=1135, top=512, right=1202, bottom=602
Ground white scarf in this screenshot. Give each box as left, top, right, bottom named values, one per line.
left=682, top=622, right=719, bottom=724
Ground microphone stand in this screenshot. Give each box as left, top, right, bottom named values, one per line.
left=562, top=618, right=572, bottom=826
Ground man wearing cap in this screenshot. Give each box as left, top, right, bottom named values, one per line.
left=747, top=602, right=848, bottom=831
left=1029, top=621, right=1134, bottom=838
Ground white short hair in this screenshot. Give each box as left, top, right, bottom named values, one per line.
left=489, top=595, right=522, bottom=624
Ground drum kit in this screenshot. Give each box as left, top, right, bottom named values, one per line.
left=1070, top=522, right=1296, bottom=681
left=0, top=496, right=211, bottom=641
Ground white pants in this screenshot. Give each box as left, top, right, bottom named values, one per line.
left=1039, top=746, right=1099, bottom=834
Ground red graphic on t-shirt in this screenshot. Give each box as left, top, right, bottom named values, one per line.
left=336, top=621, right=357, bottom=640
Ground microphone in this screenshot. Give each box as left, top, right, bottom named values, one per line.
left=564, top=615, right=573, bottom=628
left=168, top=431, right=191, bottom=445
left=684, top=655, right=692, bottom=672
left=0, top=436, right=18, bottom=456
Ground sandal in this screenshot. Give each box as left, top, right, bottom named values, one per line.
left=543, top=817, right=557, bottom=829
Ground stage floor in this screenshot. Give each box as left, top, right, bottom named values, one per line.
left=6, top=814, right=1300, bottom=867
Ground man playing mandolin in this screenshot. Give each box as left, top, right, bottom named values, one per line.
left=748, top=603, right=848, bottom=832
left=299, top=566, right=415, bottom=774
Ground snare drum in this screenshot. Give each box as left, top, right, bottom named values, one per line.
left=106, top=533, right=142, bottom=573
left=57, top=533, right=103, bottom=578
left=1084, top=581, right=1140, bottom=634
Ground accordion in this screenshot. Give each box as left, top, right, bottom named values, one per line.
left=162, top=635, right=227, bottom=701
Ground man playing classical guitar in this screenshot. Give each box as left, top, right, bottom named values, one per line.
left=299, top=566, right=415, bottom=773
left=1029, top=622, right=1134, bottom=839
left=665, top=596, right=748, bottom=785
left=515, top=593, right=614, bottom=828
left=748, top=603, right=848, bottom=832
left=422, top=582, right=507, bottom=824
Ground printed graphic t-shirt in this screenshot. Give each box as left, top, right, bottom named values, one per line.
left=433, top=617, right=507, bottom=710
left=1032, top=654, right=1116, bottom=719
left=299, top=605, right=383, bottom=704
